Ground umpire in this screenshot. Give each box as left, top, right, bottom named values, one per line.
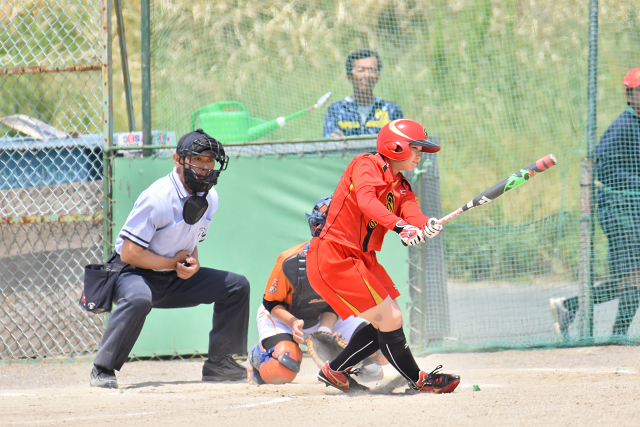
left=90, top=129, right=250, bottom=388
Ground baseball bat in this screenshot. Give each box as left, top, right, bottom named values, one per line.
left=438, top=154, right=557, bottom=224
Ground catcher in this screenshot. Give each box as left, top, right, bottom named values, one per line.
left=247, top=196, right=385, bottom=385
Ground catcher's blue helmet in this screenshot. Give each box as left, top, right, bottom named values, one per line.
left=306, top=195, right=332, bottom=237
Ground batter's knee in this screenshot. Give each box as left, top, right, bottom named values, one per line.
left=390, top=309, right=404, bottom=328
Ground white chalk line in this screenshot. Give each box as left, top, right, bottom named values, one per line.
left=459, top=384, right=503, bottom=388
left=4, top=396, right=298, bottom=425
left=221, top=396, right=298, bottom=409
left=0, top=393, right=36, bottom=397
left=5, top=411, right=161, bottom=425
left=507, top=367, right=637, bottom=374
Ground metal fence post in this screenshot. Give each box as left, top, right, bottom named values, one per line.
left=579, top=0, right=599, bottom=339
left=419, top=147, right=450, bottom=343
left=408, top=213, right=425, bottom=348
left=578, top=158, right=594, bottom=339
left=114, top=0, right=136, bottom=132
left=102, top=0, right=114, bottom=262
left=141, top=0, right=152, bottom=156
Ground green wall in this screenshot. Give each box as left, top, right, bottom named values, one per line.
left=112, top=154, right=410, bottom=357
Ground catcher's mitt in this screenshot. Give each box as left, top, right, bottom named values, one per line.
left=305, top=331, right=348, bottom=369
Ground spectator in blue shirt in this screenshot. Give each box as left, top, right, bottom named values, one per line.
left=323, top=49, right=403, bottom=138
left=551, top=67, right=640, bottom=339
left=89, top=130, right=250, bottom=388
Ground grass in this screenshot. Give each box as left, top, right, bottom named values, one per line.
left=146, top=0, right=639, bottom=281
left=2, top=0, right=639, bottom=281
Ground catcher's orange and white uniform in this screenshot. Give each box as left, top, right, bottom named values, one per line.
left=257, top=241, right=365, bottom=343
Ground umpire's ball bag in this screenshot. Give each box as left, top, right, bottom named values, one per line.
left=79, top=253, right=125, bottom=314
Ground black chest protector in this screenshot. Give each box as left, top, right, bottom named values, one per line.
left=281, top=251, right=331, bottom=329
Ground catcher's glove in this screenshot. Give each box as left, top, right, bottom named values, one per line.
left=305, top=331, right=348, bottom=369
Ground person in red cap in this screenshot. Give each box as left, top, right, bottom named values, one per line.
left=550, top=68, right=640, bottom=339
left=306, top=118, right=460, bottom=394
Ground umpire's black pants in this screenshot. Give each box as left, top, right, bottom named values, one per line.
left=93, top=264, right=250, bottom=371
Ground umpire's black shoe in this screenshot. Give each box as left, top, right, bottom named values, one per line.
left=202, top=355, right=246, bottom=382
left=90, top=365, right=118, bottom=389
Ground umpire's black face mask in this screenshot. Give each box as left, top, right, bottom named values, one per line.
left=180, top=154, right=216, bottom=225
left=178, top=149, right=219, bottom=224
left=175, top=130, right=228, bottom=225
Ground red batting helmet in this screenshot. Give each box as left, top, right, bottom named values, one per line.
left=623, top=68, right=640, bottom=89
left=377, top=119, right=440, bottom=161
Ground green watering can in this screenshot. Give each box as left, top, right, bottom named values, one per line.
left=190, top=93, right=332, bottom=143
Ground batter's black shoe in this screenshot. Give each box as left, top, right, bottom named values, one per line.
left=90, top=365, right=118, bottom=389
left=202, top=355, right=246, bottom=382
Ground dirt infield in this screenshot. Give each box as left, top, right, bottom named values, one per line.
left=1, top=345, right=638, bottom=426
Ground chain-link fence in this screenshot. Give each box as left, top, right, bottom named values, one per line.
left=0, top=0, right=106, bottom=359
left=149, top=0, right=639, bottom=352
left=1, top=0, right=639, bottom=361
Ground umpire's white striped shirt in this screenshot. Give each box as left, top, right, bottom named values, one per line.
left=115, top=168, right=218, bottom=261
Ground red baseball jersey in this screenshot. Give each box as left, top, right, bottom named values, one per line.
left=319, top=152, right=429, bottom=252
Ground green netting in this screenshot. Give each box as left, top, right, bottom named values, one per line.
left=584, top=3, right=640, bottom=346
left=147, top=0, right=640, bottom=352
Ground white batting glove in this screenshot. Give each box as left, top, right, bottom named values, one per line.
left=423, top=218, right=443, bottom=238
left=394, top=220, right=425, bottom=246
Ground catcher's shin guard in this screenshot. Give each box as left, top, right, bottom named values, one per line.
left=247, top=361, right=265, bottom=385
left=413, top=365, right=460, bottom=394
left=247, top=344, right=266, bottom=385
left=318, top=361, right=370, bottom=394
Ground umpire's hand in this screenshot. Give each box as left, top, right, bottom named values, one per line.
left=175, top=256, right=199, bottom=279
